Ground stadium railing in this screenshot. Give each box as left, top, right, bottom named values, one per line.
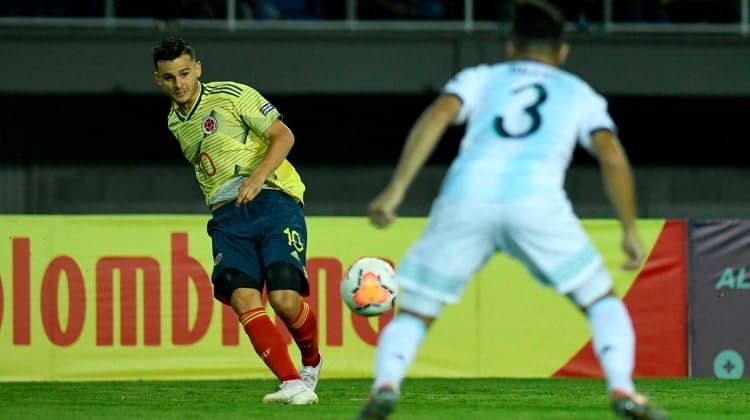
left=0, top=0, right=749, bottom=35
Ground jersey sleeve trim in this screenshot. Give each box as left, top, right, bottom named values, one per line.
left=579, top=126, right=618, bottom=154
left=589, top=126, right=617, bottom=137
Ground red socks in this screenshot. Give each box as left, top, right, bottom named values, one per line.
left=285, top=301, right=321, bottom=367
left=239, top=308, right=300, bottom=381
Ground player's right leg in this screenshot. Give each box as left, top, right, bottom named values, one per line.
left=357, top=308, right=434, bottom=420
left=358, top=200, right=496, bottom=419
left=357, top=385, right=400, bottom=420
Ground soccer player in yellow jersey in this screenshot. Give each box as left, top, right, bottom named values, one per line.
left=152, top=38, right=321, bottom=405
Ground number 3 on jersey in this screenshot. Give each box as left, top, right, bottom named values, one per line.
left=494, top=83, right=547, bottom=139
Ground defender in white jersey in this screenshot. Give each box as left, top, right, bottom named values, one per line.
left=357, top=1, right=667, bottom=420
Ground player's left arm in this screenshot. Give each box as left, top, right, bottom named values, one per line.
left=236, top=118, right=294, bottom=207
left=369, top=94, right=461, bottom=227
left=579, top=88, right=644, bottom=270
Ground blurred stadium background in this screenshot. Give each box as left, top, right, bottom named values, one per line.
left=1, top=0, right=750, bottom=217
left=2, top=3, right=750, bottom=419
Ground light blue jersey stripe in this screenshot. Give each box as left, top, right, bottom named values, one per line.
left=439, top=60, right=615, bottom=203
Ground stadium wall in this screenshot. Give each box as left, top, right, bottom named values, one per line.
left=1, top=92, right=749, bottom=217
left=2, top=164, right=750, bottom=218
left=1, top=29, right=749, bottom=96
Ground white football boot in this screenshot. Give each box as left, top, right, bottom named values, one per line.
left=262, top=379, right=318, bottom=405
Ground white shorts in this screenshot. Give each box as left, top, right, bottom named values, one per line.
left=396, top=195, right=613, bottom=315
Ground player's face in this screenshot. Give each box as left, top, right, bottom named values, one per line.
left=154, top=53, right=202, bottom=106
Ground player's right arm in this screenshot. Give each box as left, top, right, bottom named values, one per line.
left=590, top=130, right=644, bottom=270
left=368, top=94, right=461, bottom=228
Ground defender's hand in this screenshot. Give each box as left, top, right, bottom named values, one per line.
left=621, top=229, right=645, bottom=271
left=368, top=186, right=404, bottom=228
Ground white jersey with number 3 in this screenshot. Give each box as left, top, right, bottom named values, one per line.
left=394, top=60, right=618, bottom=312
left=439, top=60, right=615, bottom=202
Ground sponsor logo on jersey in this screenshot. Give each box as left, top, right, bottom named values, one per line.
left=259, top=102, right=275, bottom=116
left=202, top=115, right=218, bottom=135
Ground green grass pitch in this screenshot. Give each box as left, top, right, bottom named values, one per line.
left=1, top=378, right=748, bottom=419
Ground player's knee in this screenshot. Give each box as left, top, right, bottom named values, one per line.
left=265, top=261, right=305, bottom=290
left=399, top=308, right=436, bottom=328
left=213, top=267, right=261, bottom=305
left=399, top=289, right=444, bottom=320
left=268, top=290, right=302, bottom=319
left=266, top=262, right=306, bottom=317
left=230, top=287, right=264, bottom=312
left=568, top=276, right=615, bottom=309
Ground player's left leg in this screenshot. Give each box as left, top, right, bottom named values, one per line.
left=569, top=278, right=637, bottom=396
left=501, top=196, right=665, bottom=419
left=357, top=298, right=438, bottom=420
left=570, top=281, right=667, bottom=420
left=266, top=263, right=322, bottom=391
left=259, top=190, right=322, bottom=391
left=501, top=197, right=635, bottom=392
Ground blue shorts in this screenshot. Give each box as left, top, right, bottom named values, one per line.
left=206, top=189, right=309, bottom=297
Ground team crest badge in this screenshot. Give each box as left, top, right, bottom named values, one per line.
left=202, top=115, right=218, bottom=135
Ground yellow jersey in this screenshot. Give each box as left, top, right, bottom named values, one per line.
left=167, top=81, right=305, bottom=207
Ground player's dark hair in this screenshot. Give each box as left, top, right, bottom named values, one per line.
left=152, top=38, right=196, bottom=68
left=510, top=0, right=565, bottom=53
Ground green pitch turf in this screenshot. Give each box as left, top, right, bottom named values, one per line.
left=1, top=378, right=748, bottom=419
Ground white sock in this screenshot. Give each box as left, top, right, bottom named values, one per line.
left=372, top=313, right=428, bottom=393
left=587, top=296, right=635, bottom=394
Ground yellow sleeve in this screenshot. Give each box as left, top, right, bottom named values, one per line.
left=237, top=86, right=281, bottom=136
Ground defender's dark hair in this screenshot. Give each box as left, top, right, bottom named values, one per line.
left=510, top=0, right=565, bottom=52
left=152, top=38, right=196, bottom=68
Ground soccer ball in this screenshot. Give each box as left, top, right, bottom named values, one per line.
left=341, top=257, right=398, bottom=317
